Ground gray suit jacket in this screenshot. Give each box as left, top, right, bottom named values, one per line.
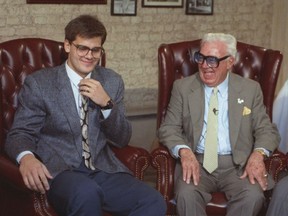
left=5, top=63, right=132, bottom=177
left=159, top=72, right=280, bottom=175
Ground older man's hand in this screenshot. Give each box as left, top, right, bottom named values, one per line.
left=179, top=148, right=200, bottom=186
left=240, top=151, right=268, bottom=191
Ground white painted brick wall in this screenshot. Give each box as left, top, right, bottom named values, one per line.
left=0, top=0, right=274, bottom=112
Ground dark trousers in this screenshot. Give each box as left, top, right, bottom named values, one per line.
left=47, top=162, right=166, bottom=216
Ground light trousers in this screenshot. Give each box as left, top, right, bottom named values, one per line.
left=175, top=154, right=266, bottom=216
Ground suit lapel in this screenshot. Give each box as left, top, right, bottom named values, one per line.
left=56, top=65, right=83, bottom=155
left=188, top=74, right=205, bottom=150
left=228, top=74, right=245, bottom=149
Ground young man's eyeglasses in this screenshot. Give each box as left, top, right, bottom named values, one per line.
left=71, top=43, right=105, bottom=59
left=194, top=51, right=230, bottom=68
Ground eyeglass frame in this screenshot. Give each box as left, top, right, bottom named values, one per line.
left=71, top=42, right=105, bottom=59
left=193, top=51, right=230, bottom=68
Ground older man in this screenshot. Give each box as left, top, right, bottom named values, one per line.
left=158, top=33, right=280, bottom=216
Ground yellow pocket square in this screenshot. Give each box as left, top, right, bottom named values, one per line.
left=242, top=106, right=251, bottom=116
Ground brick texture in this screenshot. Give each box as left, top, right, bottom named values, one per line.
left=0, top=0, right=275, bottom=112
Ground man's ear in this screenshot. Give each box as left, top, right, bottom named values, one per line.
left=227, top=56, right=235, bottom=70
left=64, top=39, right=71, bottom=53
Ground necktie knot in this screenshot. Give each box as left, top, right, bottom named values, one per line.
left=81, top=95, right=88, bottom=108
left=212, top=87, right=218, bottom=95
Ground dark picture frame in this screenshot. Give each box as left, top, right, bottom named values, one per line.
left=142, top=0, right=183, bottom=8
left=186, top=0, right=213, bottom=15
left=27, top=0, right=106, bottom=4
left=111, top=0, right=137, bottom=16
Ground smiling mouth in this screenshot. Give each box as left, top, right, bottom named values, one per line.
left=202, top=70, right=216, bottom=79
left=203, top=70, right=214, bottom=75
left=81, top=58, right=95, bottom=64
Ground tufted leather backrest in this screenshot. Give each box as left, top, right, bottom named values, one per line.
left=157, top=40, right=283, bottom=129
left=0, top=38, right=106, bottom=152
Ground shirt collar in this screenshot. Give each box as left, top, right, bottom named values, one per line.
left=204, top=73, right=229, bottom=97
left=65, top=61, right=91, bottom=86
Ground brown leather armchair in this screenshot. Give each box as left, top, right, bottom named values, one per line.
left=151, top=39, right=287, bottom=216
left=0, top=38, right=150, bottom=216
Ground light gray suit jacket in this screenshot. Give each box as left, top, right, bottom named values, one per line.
left=159, top=72, right=280, bottom=176
left=5, top=63, right=132, bottom=177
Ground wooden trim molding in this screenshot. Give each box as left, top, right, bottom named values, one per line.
left=27, top=0, right=107, bottom=4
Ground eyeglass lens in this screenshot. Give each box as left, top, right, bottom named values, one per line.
left=194, top=51, right=230, bottom=68
left=72, top=43, right=104, bottom=59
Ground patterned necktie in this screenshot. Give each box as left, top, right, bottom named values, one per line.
left=80, top=96, right=95, bottom=170
left=203, top=87, right=218, bottom=173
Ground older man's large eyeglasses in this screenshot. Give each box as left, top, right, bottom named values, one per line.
left=71, top=42, right=105, bottom=59
left=194, top=51, right=230, bottom=68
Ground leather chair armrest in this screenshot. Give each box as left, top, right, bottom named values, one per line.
left=151, top=145, right=176, bottom=200
left=0, top=154, right=58, bottom=215
left=0, top=145, right=150, bottom=186
left=0, top=146, right=149, bottom=216
left=111, top=145, right=150, bottom=180
left=265, top=150, right=288, bottom=182
left=151, top=145, right=177, bottom=215
left=0, top=154, right=29, bottom=192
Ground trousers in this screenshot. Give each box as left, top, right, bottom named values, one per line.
left=175, top=154, right=266, bottom=216
left=47, top=161, right=166, bottom=216
left=266, top=175, right=288, bottom=216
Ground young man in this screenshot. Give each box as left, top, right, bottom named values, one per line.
left=158, top=33, right=280, bottom=216
left=5, top=15, right=166, bottom=216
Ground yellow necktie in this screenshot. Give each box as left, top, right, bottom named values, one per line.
left=203, top=87, right=218, bottom=173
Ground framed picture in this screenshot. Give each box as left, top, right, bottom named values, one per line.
left=111, top=0, right=137, bottom=16
left=27, top=0, right=106, bottom=4
left=142, top=0, right=183, bottom=8
left=186, top=0, right=213, bottom=15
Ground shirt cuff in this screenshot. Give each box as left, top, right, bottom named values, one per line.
left=171, top=145, right=191, bottom=158
left=254, top=147, right=271, bottom=157
left=16, top=151, right=34, bottom=164
left=101, top=109, right=112, bottom=119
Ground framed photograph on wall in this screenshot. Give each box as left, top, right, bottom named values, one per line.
left=142, top=0, right=183, bottom=8
left=111, top=0, right=137, bottom=16
left=27, top=0, right=106, bottom=3
left=186, top=0, right=213, bottom=15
